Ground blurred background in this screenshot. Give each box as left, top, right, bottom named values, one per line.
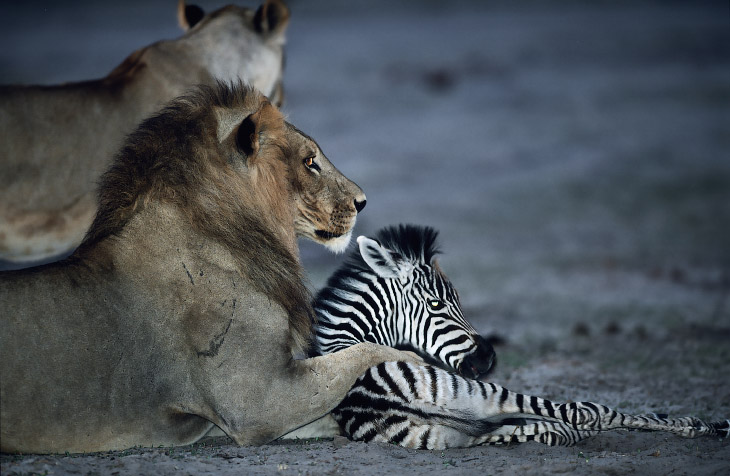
left=2, top=1, right=729, bottom=411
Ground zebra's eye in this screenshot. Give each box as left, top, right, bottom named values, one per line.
left=428, top=299, right=445, bottom=310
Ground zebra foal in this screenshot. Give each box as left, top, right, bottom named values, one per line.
left=281, top=224, right=495, bottom=440
left=308, top=225, right=729, bottom=449
left=312, top=224, right=495, bottom=378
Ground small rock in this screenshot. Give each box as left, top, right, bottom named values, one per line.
left=332, top=435, right=350, bottom=449
left=604, top=321, right=621, bottom=335
left=634, top=325, right=648, bottom=340
left=573, top=322, right=590, bottom=337
left=669, top=267, right=685, bottom=283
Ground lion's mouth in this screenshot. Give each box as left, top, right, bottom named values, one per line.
left=315, top=230, right=344, bottom=240
left=314, top=228, right=353, bottom=254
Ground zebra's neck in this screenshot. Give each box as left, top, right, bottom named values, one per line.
left=313, top=272, right=405, bottom=355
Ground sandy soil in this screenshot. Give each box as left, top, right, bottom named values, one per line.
left=2, top=1, right=729, bottom=474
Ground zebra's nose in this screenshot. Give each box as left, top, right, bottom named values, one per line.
left=354, top=198, right=367, bottom=214
left=461, top=335, right=496, bottom=379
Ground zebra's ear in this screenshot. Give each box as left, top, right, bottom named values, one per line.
left=357, top=236, right=413, bottom=279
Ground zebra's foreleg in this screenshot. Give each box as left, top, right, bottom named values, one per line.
left=477, top=420, right=600, bottom=447
left=562, top=408, right=730, bottom=440
left=489, top=393, right=730, bottom=441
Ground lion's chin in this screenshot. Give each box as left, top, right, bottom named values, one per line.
left=314, top=229, right=353, bottom=254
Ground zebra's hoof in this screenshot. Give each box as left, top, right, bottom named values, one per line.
left=712, top=420, right=730, bottom=439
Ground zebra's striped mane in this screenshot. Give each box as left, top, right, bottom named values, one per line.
left=312, top=224, right=441, bottom=328
left=317, top=223, right=439, bottom=289
left=371, top=224, right=441, bottom=265
left=346, top=224, right=441, bottom=272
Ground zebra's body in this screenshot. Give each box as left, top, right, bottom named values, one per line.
left=333, top=361, right=729, bottom=449
left=309, top=224, right=729, bottom=449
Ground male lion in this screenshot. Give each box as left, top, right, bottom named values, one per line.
left=0, top=0, right=289, bottom=266
left=0, top=82, right=419, bottom=454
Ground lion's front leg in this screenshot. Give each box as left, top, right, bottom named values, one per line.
left=292, top=342, right=424, bottom=420
left=212, top=342, right=422, bottom=445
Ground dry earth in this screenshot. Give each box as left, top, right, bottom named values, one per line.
left=2, top=1, right=729, bottom=475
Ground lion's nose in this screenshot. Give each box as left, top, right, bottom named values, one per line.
left=354, top=198, right=367, bottom=214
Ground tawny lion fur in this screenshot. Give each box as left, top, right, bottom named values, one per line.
left=0, top=83, right=418, bottom=454
left=0, top=1, right=289, bottom=264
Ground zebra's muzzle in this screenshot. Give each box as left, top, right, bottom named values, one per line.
left=459, top=335, right=496, bottom=380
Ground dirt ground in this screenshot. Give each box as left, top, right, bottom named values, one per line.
left=2, top=0, right=729, bottom=475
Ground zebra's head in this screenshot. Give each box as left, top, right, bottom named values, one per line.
left=314, top=224, right=495, bottom=379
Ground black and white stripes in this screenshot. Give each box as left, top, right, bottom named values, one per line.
left=311, top=224, right=729, bottom=449
left=313, top=224, right=495, bottom=379
left=332, top=361, right=730, bottom=449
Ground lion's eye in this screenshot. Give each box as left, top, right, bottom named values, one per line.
left=304, top=156, right=320, bottom=172
left=428, top=299, right=445, bottom=310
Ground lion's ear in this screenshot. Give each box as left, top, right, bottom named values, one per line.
left=177, top=0, right=205, bottom=31
left=254, top=0, right=290, bottom=42
left=235, top=111, right=261, bottom=159
left=234, top=100, right=282, bottom=163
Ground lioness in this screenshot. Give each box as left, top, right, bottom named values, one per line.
left=0, top=82, right=419, bottom=454
left=0, top=0, right=289, bottom=266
